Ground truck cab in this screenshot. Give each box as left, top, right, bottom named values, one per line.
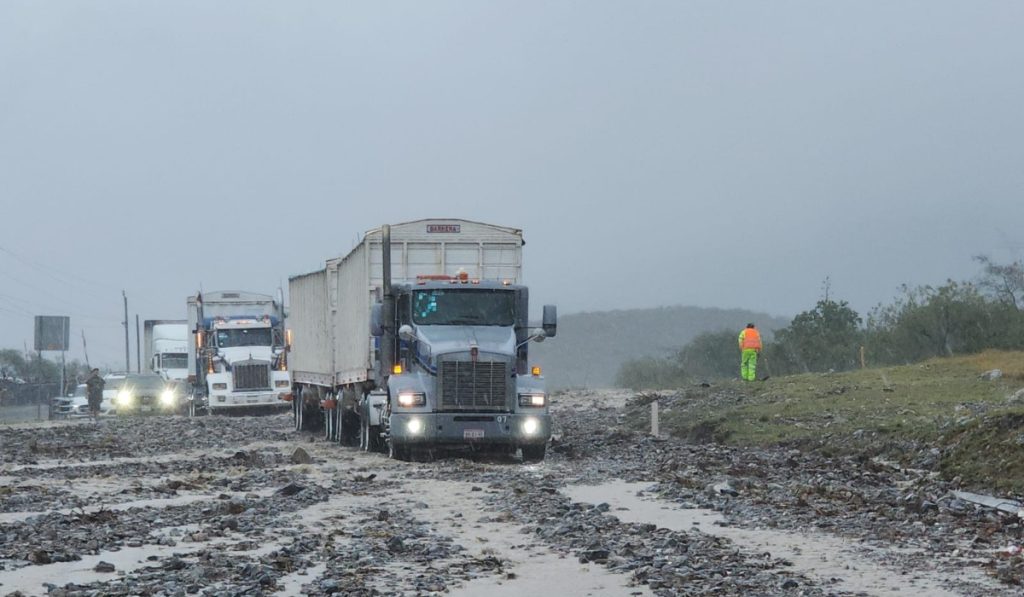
left=378, top=275, right=556, bottom=461
left=187, top=291, right=291, bottom=415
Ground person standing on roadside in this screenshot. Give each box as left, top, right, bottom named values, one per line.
left=738, top=323, right=762, bottom=381
left=85, top=368, right=104, bottom=421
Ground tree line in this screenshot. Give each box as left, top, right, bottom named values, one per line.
left=616, top=256, right=1024, bottom=389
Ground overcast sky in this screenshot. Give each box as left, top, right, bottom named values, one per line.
left=2, top=1, right=1023, bottom=368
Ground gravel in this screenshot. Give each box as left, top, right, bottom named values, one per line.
left=0, top=392, right=1020, bottom=595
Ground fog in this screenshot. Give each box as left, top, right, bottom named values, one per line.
left=2, top=1, right=1023, bottom=367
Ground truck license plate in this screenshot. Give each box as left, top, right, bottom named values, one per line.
left=464, top=429, right=484, bottom=439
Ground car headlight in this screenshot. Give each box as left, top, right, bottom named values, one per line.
left=397, top=392, right=425, bottom=407
left=160, top=390, right=176, bottom=406
left=212, top=383, right=228, bottom=390
left=518, top=393, right=546, bottom=407
left=522, top=417, right=540, bottom=435
left=407, top=418, right=424, bottom=434
left=117, top=391, right=133, bottom=406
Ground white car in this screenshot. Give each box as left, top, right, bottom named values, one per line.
left=53, top=383, right=114, bottom=418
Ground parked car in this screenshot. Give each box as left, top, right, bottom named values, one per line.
left=53, top=383, right=114, bottom=418
left=110, top=373, right=185, bottom=415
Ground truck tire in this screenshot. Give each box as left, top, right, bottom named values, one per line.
left=388, top=440, right=410, bottom=462
left=521, top=445, right=546, bottom=463
left=368, top=425, right=383, bottom=452
left=293, top=393, right=304, bottom=431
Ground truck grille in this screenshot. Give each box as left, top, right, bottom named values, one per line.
left=440, top=360, right=508, bottom=411
left=233, top=361, right=271, bottom=391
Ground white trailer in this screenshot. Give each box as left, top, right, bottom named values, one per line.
left=290, top=219, right=523, bottom=389
left=289, top=219, right=555, bottom=461
left=143, top=320, right=188, bottom=382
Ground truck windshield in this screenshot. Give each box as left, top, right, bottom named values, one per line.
left=412, top=289, right=515, bottom=326
left=161, top=353, right=188, bottom=369
left=216, top=328, right=272, bottom=347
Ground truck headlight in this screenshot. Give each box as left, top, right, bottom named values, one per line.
left=274, top=380, right=290, bottom=388
left=522, top=417, right=540, bottom=435
left=518, top=393, right=546, bottom=407
left=407, top=418, right=424, bottom=434
left=160, top=390, right=176, bottom=406
left=212, top=383, right=228, bottom=390
left=117, top=391, right=133, bottom=406
left=397, top=392, right=425, bottom=407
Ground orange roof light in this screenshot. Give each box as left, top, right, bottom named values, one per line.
left=392, top=364, right=403, bottom=374
left=531, top=366, right=541, bottom=377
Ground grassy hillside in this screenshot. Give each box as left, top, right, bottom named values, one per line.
left=530, top=305, right=789, bottom=389
left=618, top=350, right=1024, bottom=493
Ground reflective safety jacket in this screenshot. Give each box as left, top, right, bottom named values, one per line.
left=738, top=327, right=762, bottom=351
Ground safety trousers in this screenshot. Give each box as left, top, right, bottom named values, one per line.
left=740, top=349, right=759, bottom=381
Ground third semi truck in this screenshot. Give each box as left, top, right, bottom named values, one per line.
left=288, top=219, right=556, bottom=461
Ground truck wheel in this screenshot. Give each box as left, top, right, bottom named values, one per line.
left=388, top=440, right=410, bottom=462
left=368, top=425, right=383, bottom=452
left=521, top=445, right=546, bottom=463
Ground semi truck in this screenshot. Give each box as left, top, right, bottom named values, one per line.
left=143, top=320, right=188, bottom=382
left=288, top=219, right=557, bottom=461
left=186, top=290, right=291, bottom=416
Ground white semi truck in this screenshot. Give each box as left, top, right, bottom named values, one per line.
left=288, top=219, right=557, bottom=461
left=143, top=320, right=188, bottom=382
left=186, top=290, right=291, bottom=416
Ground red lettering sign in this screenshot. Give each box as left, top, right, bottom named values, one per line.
left=427, top=224, right=461, bottom=233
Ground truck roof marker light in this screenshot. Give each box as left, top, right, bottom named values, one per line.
left=502, top=280, right=511, bottom=286
left=472, top=279, right=480, bottom=284
left=393, top=364, right=403, bottom=374
left=531, top=366, right=541, bottom=377
left=458, top=271, right=469, bottom=281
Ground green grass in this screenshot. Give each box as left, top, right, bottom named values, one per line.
left=625, top=350, right=1024, bottom=492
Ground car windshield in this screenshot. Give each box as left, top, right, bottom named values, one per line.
left=216, top=328, right=272, bottom=348
left=412, top=289, right=515, bottom=326
left=161, top=353, right=188, bottom=369
left=122, top=375, right=169, bottom=391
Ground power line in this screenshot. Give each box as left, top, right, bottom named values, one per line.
left=0, top=244, right=110, bottom=291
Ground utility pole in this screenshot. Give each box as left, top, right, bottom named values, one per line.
left=123, top=290, right=130, bottom=373
left=135, top=314, right=141, bottom=373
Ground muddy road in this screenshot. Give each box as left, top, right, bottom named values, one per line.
left=0, top=392, right=1019, bottom=596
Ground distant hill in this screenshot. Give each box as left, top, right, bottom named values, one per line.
left=530, top=306, right=790, bottom=389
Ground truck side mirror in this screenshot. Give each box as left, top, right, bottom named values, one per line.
left=542, top=305, right=557, bottom=338
left=370, top=303, right=383, bottom=337
left=398, top=324, right=416, bottom=342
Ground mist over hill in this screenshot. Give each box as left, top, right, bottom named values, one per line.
left=530, top=306, right=790, bottom=389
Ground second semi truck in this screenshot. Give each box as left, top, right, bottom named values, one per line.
left=186, top=290, right=291, bottom=416
left=288, top=219, right=556, bottom=461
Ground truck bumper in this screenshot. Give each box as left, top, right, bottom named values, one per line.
left=207, top=392, right=291, bottom=410
left=389, top=412, right=551, bottom=447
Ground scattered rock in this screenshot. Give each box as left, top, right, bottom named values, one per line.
left=94, top=561, right=116, bottom=573
left=981, top=369, right=1004, bottom=381
left=290, top=447, right=313, bottom=465
left=276, top=483, right=306, bottom=497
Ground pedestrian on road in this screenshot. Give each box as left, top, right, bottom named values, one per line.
left=85, top=368, right=104, bottom=421
left=738, top=323, right=762, bottom=381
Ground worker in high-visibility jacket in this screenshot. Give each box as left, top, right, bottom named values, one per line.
left=738, top=323, right=762, bottom=381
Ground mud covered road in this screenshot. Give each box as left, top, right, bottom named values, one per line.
left=0, top=392, right=1020, bottom=596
